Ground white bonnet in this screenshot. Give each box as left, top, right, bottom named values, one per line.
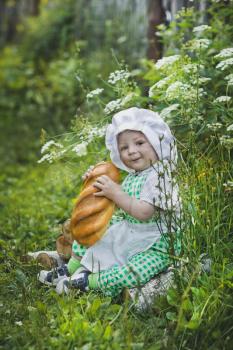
left=105, top=107, right=177, bottom=172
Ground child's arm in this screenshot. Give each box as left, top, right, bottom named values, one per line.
left=93, top=175, right=155, bottom=221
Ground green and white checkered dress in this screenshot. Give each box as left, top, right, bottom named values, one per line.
left=72, top=163, right=181, bottom=297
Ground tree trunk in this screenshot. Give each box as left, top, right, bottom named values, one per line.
left=147, top=0, right=166, bottom=61
left=30, top=0, right=40, bottom=16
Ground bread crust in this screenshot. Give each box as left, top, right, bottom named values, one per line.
left=70, top=162, right=120, bottom=246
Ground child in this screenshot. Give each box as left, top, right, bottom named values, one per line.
left=38, top=107, right=181, bottom=297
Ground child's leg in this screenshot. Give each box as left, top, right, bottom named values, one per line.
left=67, top=240, right=87, bottom=275
left=89, top=238, right=171, bottom=297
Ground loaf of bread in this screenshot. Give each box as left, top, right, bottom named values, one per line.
left=70, top=162, right=120, bottom=246
left=56, top=219, right=73, bottom=260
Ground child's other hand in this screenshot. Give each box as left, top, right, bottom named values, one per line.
left=93, top=175, right=121, bottom=200
left=82, top=165, right=94, bottom=181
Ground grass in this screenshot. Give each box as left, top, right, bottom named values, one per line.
left=0, top=144, right=233, bottom=350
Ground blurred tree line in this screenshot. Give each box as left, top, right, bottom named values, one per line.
left=0, top=0, right=156, bottom=165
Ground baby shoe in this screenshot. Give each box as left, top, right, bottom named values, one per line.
left=56, top=269, right=90, bottom=295
left=37, top=265, right=69, bottom=286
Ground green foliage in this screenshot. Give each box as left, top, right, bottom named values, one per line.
left=0, top=0, right=147, bottom=166
left=142, top=6, right=233, bottom=155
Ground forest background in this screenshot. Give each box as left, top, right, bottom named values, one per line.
left=0, top=0, right=233, bottom=349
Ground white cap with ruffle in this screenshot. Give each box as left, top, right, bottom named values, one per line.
left=105, top=107, right=177, bottom=172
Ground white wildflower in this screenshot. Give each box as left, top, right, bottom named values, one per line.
left=86, top=88, right=104, bottom=99
left=87, top=125, right=107, bottom=142
left=227, top=124, right=233, bottom=132
left=213, top=96, right=231, bottom=103
left=199, top=77, right=211, bottom=84
left=165, top=82, right=205, bottom=101
left=223, top=180, right=233, bottom=188
left=37, top=153, right=53, bottom=164
left=188, top=39, right=211, bottom=50
left=155, top=55, right=181, bottom=70
left=166, top=82, right=189, bottom=100
left=41, top=140, right=63, bottom=154
left=108, top=70, right=130, bottom=85
left=219, top=135, right=233, bottom=149
left=160, top=104, right=180, bottom=119
left=225, top=74, right=233, bottom=86
left=72, top=142, right=88, bottom=157
left=121, top=92, right=137, bottom=105
left=104, top=99, right=122, bottom=115
left=206, top=123, right=222, bottom=131
left=15, top=321, right=23, bottom=326
left=38, top=148, right=66, bottom=164
left=216, top=58, right=233, bottom=70
left=193, top=25, right=211, bottom=33
left=182, top=63, right=198, bottom=74
left=215, top=48, right=233, bottom=59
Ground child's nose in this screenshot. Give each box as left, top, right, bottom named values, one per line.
left=128, top=145, right=137, bottom=154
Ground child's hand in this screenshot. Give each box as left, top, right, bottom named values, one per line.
left=82, top=165, right=95, bottom=181
left=93, top=175, right=122, bottom=200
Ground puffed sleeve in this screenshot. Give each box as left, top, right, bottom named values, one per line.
left=140, top=161, right=181, bottom=212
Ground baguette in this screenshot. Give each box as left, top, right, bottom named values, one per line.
left=70, top=162, right=120, bottom=246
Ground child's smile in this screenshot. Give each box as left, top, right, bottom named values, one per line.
left=118, top=130, right=158, bottom=171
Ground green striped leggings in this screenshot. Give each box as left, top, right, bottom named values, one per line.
left=73, top=234, right=180, bottom=297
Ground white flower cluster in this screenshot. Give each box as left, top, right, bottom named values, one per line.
left=72, top=125, right=107, bottom=157
left=165, top=81, right=205, bottom=102
left=38, top=140, right=65, bottom=164
left=38, top=149, right=66, bottom=164
left=206, top=123, right=222, bottom=131
left=215, top=48, right=233, bottom=59
left=216, top=58, right=233, bottom=70
left=219, top=135, right=233, bottom=149
left=103, top=92, right=137, bottom=115
left=86, top=88, right=103, bottom=99
left=213, top=96, right=231, bottom=103
left=41, top=140, right=63, bottom=154
left=193, top=25, right=211, bottom=34
left=72, top=142, right=88, bottom=156
left=227, top=124, right=233, bottom=132
left=108, top=70, right=130, bottom=85
left=199, top=77, right=211, bottom=84
left=155, top=55, right=180, bottom=70
left=86, top=125, right=107, bottom=142
left=104, top=98, right=122, bottom=115
left=182, top=63, right=198, bottom=74
left=225, top=74, right=233, bottom=86
left=223, top=180, right=233, bottom=188
left=165, top=81, right=189, bottom=99
left=188, top=39, right=211, bottom=50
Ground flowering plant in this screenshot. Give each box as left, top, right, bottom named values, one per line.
left=143, top=7, right=233, bottom=154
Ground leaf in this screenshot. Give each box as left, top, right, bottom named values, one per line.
left=167, top=288, right=179, bottom=306
left=166, top=311, right=177, bottom=321
left=182, top=298, right=193, bottom=312
left=103, top=324, right=112, bottom=340
left=185, top=319, right=201, bottom=330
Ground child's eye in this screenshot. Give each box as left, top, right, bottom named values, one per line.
left=120, top=146, right=128, bottom=151
left=136, top=141, right=145, bottom=146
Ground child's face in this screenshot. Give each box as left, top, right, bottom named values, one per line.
left=117, top=130, right=158, bottom=171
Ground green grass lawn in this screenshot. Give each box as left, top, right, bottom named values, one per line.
left=0, top=155, right=232, bottom=350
